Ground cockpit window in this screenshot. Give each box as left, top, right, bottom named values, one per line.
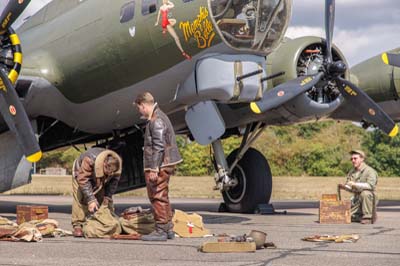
left=120, top=1, right=135, bottom=23
left=142, top=0, right=157, bottom=15
left=209, top=0, right=292, bottom=55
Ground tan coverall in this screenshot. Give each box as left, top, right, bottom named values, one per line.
left=346, top=162, right=378, bottom=220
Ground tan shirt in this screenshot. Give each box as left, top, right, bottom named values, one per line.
left=346, top=162, right=378, bottom=192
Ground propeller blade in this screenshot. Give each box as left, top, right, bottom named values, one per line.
left=0, top=0, right=31, bottom=35
left=250, top=72, right=324, bottom=114
left=0, top=68, right=41, bottom=162
left=382, top=52, right=400, bottom=67
left=325, top=0, right=335, bottom=63
left=336, top=76, right=398, bottom=137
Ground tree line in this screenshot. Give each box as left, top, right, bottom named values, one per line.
left=37, top=121, right=400, bottom=177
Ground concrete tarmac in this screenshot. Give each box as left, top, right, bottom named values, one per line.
left=0, top=195, right=399, bottom=266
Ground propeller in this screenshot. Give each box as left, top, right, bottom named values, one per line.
left=324, top=0, right=335, bottom=64
left=335, top=77, right=398, bottom=137
left=251, top=0, right=398, bottom=137
left=0, top=0, right=42, bottom=162
left=250, top=73, right=323, bottom=114
left=0, top=0, right=30, bottom=35
left=381, top=52, right=400, bottom=67
left=321, top=0, right=398, bottom=137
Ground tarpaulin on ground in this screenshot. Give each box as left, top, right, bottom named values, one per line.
left=119, top=207, right=155, bottom=235
left=0, top=216, right=71, bottom=242
left=83, top=205, right=122, bottom=238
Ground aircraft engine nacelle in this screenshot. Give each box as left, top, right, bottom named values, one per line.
left=350, top=50, right=400, bottom=103
left=208, top=0, right=292, bottom=56
left=265, top=36, right=348, bottom=119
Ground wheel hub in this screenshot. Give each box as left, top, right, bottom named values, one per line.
left=225, top=165, right=247, bottom=204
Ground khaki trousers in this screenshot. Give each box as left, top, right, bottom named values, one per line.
left=71, top=177, right=113, bottom=228
left=351, top=190, right=378, bottom=220
left=145, top=168, right=174, bottom=224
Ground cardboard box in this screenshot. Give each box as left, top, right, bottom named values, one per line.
left=319, top=198, right=351, bottom=224
left=16, top=205, right=48, bottom=224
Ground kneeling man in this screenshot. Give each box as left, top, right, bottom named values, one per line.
left=339, top=150, right=378, bottom=224
left=71, top=147, right=122, bottom=237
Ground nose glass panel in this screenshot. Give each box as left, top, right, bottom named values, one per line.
left=208, top=0, right=292, bottom=55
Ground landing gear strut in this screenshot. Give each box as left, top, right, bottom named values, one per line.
left=212, top=123, right=273, bottom=213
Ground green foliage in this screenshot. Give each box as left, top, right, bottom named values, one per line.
left=175, top=137, right=213, bottom=176
left=36, top=147, right=80, bottom=174
left=37, top=122, right=400, bottom=177
left=301, top=145, right=345, bottom=176
left=175, top=136, right=241, bottom=176
left=362, top=129, right=400, bottom=176
left=272, top=127, right=293, bottom=143
left=297, top=121, right=334, bottom=139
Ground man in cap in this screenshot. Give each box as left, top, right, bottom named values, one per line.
left=71, top=147, right=122, bottom=237
left=339, top=150, right=378, bottom=224
left=134, top=91, right=182, bottom=241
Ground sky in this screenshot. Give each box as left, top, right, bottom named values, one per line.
left=0, top=0, right=52, bottom=27
left=286, top=0, right=400, bottom=66
left=1, top=0, right=400, bottom=66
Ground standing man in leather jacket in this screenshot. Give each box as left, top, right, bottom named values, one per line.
left=71, top=147, right=122, bottom=237
left=134, top=92, right=182, bottom=241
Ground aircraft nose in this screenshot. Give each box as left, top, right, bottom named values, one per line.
left=208, top=0, right=292, bottom=55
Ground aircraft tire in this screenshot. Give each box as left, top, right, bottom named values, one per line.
left=222, top=147, right=272, bottom=213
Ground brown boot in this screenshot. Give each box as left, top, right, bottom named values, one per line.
left=372, top=209, right=378, bottom=224
left=360, top=218, right=372, bottom=224
left=166, top=221, right=175, bottom=240
left=73, top=226, right=83, bottom=237
left=141, top=223, right=168, bottom=241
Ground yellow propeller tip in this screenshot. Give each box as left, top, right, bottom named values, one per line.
left=26, top=151, right=42, bottom=163
left=250, top=102, right=262, bottom=114
left=389, top=124, right=399, bottom=138
left=382, top=53, right=389, bottom=65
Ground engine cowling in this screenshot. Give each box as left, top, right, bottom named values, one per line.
left=265, top=36, right=348, bottom=119
left=350, top=48, right=400, bottom=103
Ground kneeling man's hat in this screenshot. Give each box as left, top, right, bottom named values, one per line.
left=350, top=149, right=365, bottom=158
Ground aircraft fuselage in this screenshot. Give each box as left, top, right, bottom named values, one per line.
left=19, top=0, right=216, bottom=103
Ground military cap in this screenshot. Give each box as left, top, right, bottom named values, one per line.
left=350, top=149, right=365, bottom=158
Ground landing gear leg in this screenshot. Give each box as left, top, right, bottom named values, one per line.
left=213, top=123, right=273, bottom=213
left=212, top=139, right=237, bottom=190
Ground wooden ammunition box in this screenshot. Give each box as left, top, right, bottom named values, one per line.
left=321, top=194, right=338, bottom=201
left=319, top=199, right=351, bottom=224
left=16, top=205, right=48, bottom=224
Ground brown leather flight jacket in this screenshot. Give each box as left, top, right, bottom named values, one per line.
left=144, top=105, right=182, bottom=172
left=73, top=147, right=122, bottom=204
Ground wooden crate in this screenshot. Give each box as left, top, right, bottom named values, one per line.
left=321, top=194, right=338, bottom=201
left=319, top=199, right=351, bottom=224
left=16, top=205, right=48, bottom=224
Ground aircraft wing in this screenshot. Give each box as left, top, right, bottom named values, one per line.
left=330, top=49, right=400, bottom=126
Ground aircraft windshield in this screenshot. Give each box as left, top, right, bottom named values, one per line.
left=208, top=0, right=292, bottom=55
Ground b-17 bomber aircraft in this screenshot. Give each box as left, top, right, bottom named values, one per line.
left=0, top=0, right=399, bottom=213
